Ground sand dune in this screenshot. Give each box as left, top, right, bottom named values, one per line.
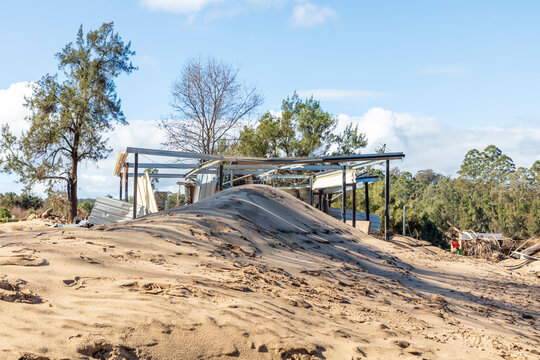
left=0, top=185, right=538, bottom=359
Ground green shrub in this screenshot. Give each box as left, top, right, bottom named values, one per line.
left=0, top=207, right=11, bottom=219
left=79, top=200, right=94, bottom=213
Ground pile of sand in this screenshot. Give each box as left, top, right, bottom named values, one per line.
left=0, top=185, right=538, bottom=359
left=0, top=218, right=55, bottom=233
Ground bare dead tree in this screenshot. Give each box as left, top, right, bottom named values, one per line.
left=159, top=57, right=263, bottom=154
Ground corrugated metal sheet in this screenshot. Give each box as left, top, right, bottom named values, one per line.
left=313, top=170, right=355, bottom=190
left=193, top=172, right=217, bottom=203
left=327, top=208, right=381, bottom=234
left=88, top=197, right=145, bottom=225
left=459, top=232, right=503, bottom=240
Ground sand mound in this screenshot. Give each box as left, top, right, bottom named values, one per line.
left=0, top=185, right=538, bottom=359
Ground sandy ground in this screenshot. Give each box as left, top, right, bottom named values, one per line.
left=0, top=218, right=55, bottom=233
left=0, top=185, right=538, bottom=360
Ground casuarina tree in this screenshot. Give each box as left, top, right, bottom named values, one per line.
left=0, top=22, right=136, bottom=222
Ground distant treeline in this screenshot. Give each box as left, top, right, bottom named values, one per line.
left=0, top=192, right=43, bottom=211
left=339, top=145, right=539, bottom=246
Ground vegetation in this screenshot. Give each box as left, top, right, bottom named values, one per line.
left=237, top=93, right=367, bottom=157
left=0, top=22, right=136, bottom=222
left=166, top=193, right=186, bottom=209
left=0, top=192, right=43, bottom=210
left=78, top=200, right=95, bottom=213
left=0, top=207, right=11, bottom=220
left=235, top=95, right=538, bottom=245
left=159, top=56, right=262, bottom=154
left=337, top=145, right=539, bottom=245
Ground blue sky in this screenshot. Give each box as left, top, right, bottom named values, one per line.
left=1, top=0, right=539, bottom=197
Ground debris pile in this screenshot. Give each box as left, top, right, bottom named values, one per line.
left=445, top=221, right=540, bottom=262
left=460, top=236, right=503, bottom=260
left=446, top=221, right=506, bottom=260
left=19, top=208, right=67, bottom=225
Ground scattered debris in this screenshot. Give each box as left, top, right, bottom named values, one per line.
left=446, top=221, right=505, bottom=259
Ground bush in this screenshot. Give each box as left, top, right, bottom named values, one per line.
left=166, top=193, right=185, bottom=209
left=0, top=192, right=43, bottom=210
left=79, top=200, right=94, bottom=213
left=0, top=207, right=11, bottom=219
left=9, top=206, right=27, bottom=220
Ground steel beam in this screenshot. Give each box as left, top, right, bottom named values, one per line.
left=125, top=147, right=405, bottom=165
left=309, top=175, right=314, bottom=206
left=132, top=153, right=138, bottom=219
left=218, top=164, right=224, bottom=191
left=119, top=176, right=122, bottom=201
left=352, top=182, right=356, bottom=228
left=124, top=162, right=129, bottom=202
left=365, top=183, right=370, bottom=221
left=128, top=163, right=200, bottom=169
left=385, top=159, right=390, bottom=241
left=342, top=165, right=346, bottom=223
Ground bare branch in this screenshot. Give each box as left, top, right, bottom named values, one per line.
left=161, top=56, right=263, bottom=154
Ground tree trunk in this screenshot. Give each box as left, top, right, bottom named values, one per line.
left=68, top=156, right=78, bottom=223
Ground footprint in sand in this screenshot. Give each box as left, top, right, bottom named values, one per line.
left=62, top=277, right=82, bottom=288
left=0, top=278, right=43, bottom=304
left=121, top=281, right=213, bottom=299
left=79, top=255, right=100, bottom=264
left=0, top=248, right=47, bottom=266
left=17, top=354, right=50, bottom=360
left=77, top=341, right=138, bottom=360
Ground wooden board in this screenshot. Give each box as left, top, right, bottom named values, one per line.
left=135, top=172, right=158, bottom=214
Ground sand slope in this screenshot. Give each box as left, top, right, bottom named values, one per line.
left=0, top=185, right=538, bottom=359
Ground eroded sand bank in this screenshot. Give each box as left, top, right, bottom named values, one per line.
left=0, top=185, right=538, bottom=359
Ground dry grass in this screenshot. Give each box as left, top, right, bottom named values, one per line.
left=9, top=206, right=30, bottom=220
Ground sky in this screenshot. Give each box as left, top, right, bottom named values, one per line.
left=0, top=0, right=539, bottom=197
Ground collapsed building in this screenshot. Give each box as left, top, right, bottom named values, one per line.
left=90, top=147, right=405, bottom=240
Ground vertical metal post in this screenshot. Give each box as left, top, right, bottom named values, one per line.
left=352, top=182, right=356, bottom=228
left=318, top=190, right=323, bottom=210
left=124, top=162, right=129, bottom=202
left=218, top=164, right=224, bottom=191
left=324, top=194, right=330, bottom=213
left=342, top=165, right=346, bottom=223
left=230, top=170, right=233, bottom=187
left=385, top=159, right=390, bottom=241
left=403, top=205, right=406, bottom=236
left=309, top=175, right=314, bottom=206
left=132, top=153, right=139, bottom=219
left=176, top=184, right=181, bottom=207
left=365, top=183, right=370, bottom=221
left=119, top=176, right=123, bottom=200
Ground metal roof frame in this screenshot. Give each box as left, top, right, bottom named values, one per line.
left=118, top=147, right=405, bottom=242
left=125, top=147, right=405, bottom=165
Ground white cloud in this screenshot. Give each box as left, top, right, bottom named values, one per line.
left=297, top=89, right=384, bottom=101
left=2, top=81, right=537, bottom=199
left=0, top=81, right=33, bottom=135
left=139, top=0, right=223, bottom=14
left=290, top=1, right=335, bottom=28
left=0, top=81, right=179, bottom=198
left=336, top=108, right=540, bottom=175
left=77, top=119, right=182, bottom=197
left=0, top=81, right=33, bottom=194
left=139, top=0, right=334, bottom=27
left=421, top=65, right=470, bottom=75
